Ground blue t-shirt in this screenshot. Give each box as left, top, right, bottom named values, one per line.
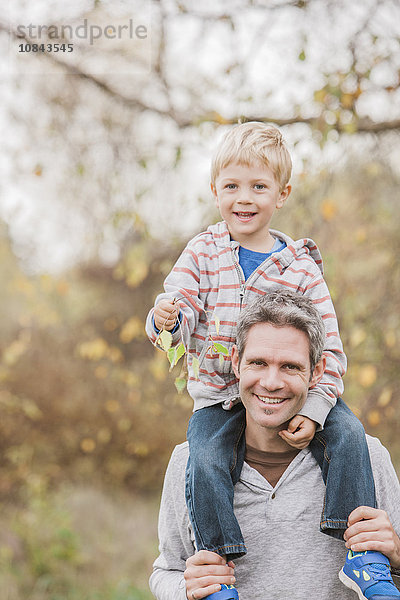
left=239, top=238, right=286, bottom=280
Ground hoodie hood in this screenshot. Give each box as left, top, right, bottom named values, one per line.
left=207, top=221, right=324, bottom=276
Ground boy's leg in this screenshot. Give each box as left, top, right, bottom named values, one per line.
left=309, top=398, right=376, bottom=539
left=185, top=403, right=247, bottom=561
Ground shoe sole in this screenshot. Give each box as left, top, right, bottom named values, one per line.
left=339, top=568, right=366, bottom=600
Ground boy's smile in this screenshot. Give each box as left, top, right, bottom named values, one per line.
left=211, top=161, right=291, bottom=252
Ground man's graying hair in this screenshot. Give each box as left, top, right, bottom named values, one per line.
left=236, top=290, right=326, bottom=372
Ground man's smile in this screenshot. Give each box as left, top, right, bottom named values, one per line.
left=255, top=394, right=287, bottom=405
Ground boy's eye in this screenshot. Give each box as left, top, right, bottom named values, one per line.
left=225, top=183, right=237, bottom=189
left=254, top=183, right=266, bottom=190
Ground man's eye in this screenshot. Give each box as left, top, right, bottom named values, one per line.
left=284, top=364, right=299, bottom=371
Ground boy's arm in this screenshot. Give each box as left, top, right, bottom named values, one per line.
left=145, top=241, right=205, bottom=348
left=299, top=274, right=347, bottom=429
left=149, top=445, right=194, bottom=600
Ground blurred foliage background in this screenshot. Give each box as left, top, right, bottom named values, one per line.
left=1, top=0, right=400, bottom=598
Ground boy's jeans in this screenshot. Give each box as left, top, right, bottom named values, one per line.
left=185, top=399, right=376, bottom=560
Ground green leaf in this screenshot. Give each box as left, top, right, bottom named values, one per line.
left=175, top=377, right=187, bottom=394
left=213, top=343, right=229, bottom=355
left=192, top=356, right=200, bottom=379
left=219, top=353, right=225, bottom=368
left=167, top=347, right=176, bottom=367
left=175, top=343, right=186, bottom=363
left=158, top=330, right=172, bottom=352
left=298, top=49, right=306, bottom=61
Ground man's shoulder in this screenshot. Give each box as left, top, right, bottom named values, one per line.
left=162, top=442, right=189, bottom=495
left=167, top=442, right=189, bottom=473
left=172, top=440, right=189, bottom=458
left=366, top=434, right=388, bottom=458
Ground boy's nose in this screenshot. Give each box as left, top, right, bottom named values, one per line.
left=237, top=193, right=251, bottom=204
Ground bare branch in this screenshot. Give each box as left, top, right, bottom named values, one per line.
left=2, top=19, right=400, bottom=134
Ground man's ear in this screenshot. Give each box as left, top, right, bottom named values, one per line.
left=231, top=344, right=240, bottom=379
left=309, top=355, right=326, bottom=389
left=276, top=184, right=291, bottom=209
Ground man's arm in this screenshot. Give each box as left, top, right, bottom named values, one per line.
left=361, top=436, right=400, bottom=586
left=149, top=444, right=193, bottom=600
left=344, top=506, right=400, bottom=570
left=184, top=551, right=236, bottom=600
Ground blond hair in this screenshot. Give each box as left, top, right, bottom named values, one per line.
left=210, top=122, right=292, bottom=190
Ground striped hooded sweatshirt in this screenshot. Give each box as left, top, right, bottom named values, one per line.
left=145, top=221, right=346, bottom=428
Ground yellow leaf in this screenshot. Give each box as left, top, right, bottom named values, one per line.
left=119, top=317, right=143, bottom=343
left=107, top=346, right=123, bottom=363
left=320, top=198, right=337, bottom=221
left=105, top=399, right=120, bottom=413
left=78, top=338, right=109, bottom=361
left=95, top=365, right=108, bottom=379
left=192, top=356, right=200, bottom=379
left=97, top=428, right=112, bottom=444
left=377, top=387, right=392, bottom=408
left=314, top=89, right=327, bottom=103
left=350, top=327, right=367, bottom=348
left=118, top=418, right=131, bottom=432
left=355, top=228, right=367, bottom=243
left=158, top=330, right=172, bottom=352
left=214, top=313, right=220, bottom=335
left=341, top=93, right=354, bottom=109
left=367, top=410, right=380, bottom=427
left=385, top=330, right=396, bottom=348
left=358, top=365, right=377, bottom=388
left=80, top=438, right=96, bottom=453
left=175, top=377, right=187, bottom=393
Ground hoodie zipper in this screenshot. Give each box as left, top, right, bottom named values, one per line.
left=233, top=255, right=246, bottom=306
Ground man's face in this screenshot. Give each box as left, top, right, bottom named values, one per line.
left=231, top=323, right=323, bottom=433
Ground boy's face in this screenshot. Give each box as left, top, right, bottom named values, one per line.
left=211, top=161, right=291, bottom=251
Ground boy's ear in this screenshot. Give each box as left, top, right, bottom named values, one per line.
left=276, top=184, right=291, bottom=209
left=309, top=355, right=326, bottom=389
left=211, top=182, right=219, bottom=206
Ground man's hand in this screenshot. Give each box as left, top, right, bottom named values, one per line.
left=278, top=415, right=317, bottom=449
left=344, top=506, right=400, bottom=570
left=154, top=299, right=179, bottom=331
left=184, top=550, right=236, bottom=600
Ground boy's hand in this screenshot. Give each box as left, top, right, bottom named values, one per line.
left=278, top=415, right=317, bottom=449
left=184, top=550, right=236, bottom=600
left=154, top=299, right=179, bottom=331
left=344, top=506, right=400, bottom=569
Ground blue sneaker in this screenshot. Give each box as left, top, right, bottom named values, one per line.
left=205, top=584, right=239, bottom=600
left=339, top=549, right=400, bottom=599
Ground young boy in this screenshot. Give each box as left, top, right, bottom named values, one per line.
left=146, top=122, right=398, bottom=600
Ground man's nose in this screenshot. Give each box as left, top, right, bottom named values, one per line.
left=259, top=367, right=284, bottom=391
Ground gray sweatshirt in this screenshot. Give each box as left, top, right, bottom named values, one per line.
left=149, top=436, right=400, bottom=600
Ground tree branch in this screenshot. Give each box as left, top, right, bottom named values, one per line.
left=2, top=21, right=400, bottom=134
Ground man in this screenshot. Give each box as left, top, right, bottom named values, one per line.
left=150, top=291, right=400, bottom=600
